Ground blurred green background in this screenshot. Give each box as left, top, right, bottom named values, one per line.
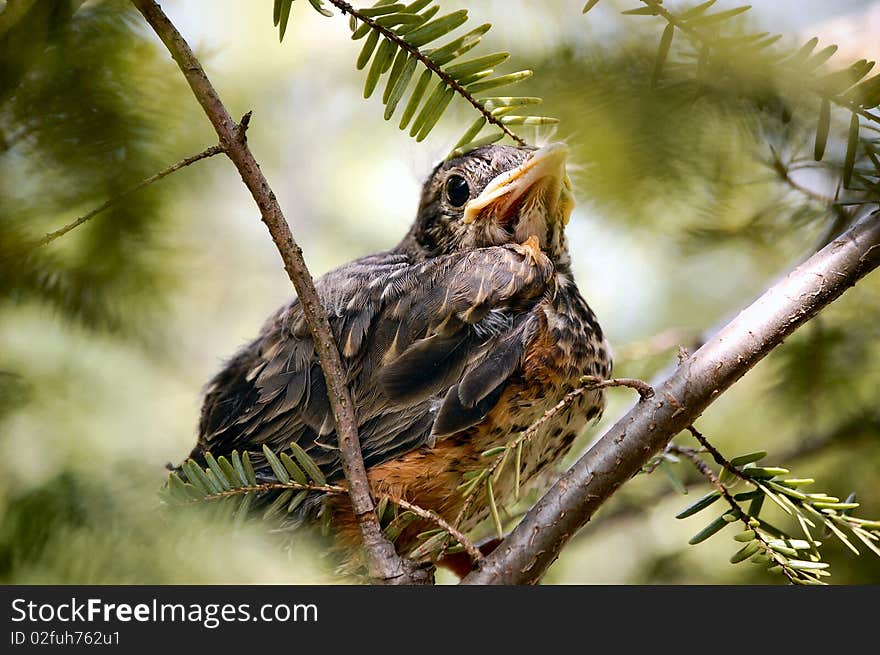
left=1, top=0, right=878, bottom=584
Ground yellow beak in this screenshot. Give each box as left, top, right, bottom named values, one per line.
left=462, top=142, right=574, bottom=227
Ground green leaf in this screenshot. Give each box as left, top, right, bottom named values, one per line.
left=276, top=0, right=294, bottom=41
left=854, top=73, right=880, bottom=108
left=660, top=460, right=688, bottom=495
left=843, top=112, right=860, bottom=188
left=767, top=481, right=808, bottom=500
left=688, top=514, right=730, bottom=545
left=231, top=451, right=249, bottom=486
left=399, top=69, right=433, bottom=129
left=499, top=115, right=559, bottom=126
left=514, top=440, right=523, bottom=501
left=203, top=469, right=225, bottom=494
left=356, top=30, right=381, bottom=70
left=375, top=496, right=390, bottom=523
left=307, top=0, right=333, bottom=17
left=446, top=52, right=510, bottom=79
left=651, top=23, right=674, bottom=89
left=733, top=529, right=756, bottom=542
left=204, top=453, right=231, bottom=490
left=453, top=116, right=487, bottom=151
left=262, top=444, right=290, bottom=484
left=742, top=466, right=789, bottom=479
left=748, top=492, right=765, bottom=518
left=730, top=540, right=761, bottom=563
left=288, top=441, right=327, bottom=485
left=280, top=453, right=308, bottom=485
left=680, top=0, right=717, bottom=20
left=233, top=492, right=254, bottom=526
left=406, top=10, right=469, bottom=48
left=383, top=48, right=410, bottom=103
left=622, top=7, right=661, bottom=16
left=787, top=36, right=819, bottom=66
left=779, top=478, right=814, bottom=487
left=466, top=70, right=533, bottom=94
left=427, top=24, right=491, bottom=66
left=825, top=517, right=860, bottom=555
left=819, top=60, right=874, bottom=96
left=364, top=38, right=397, bottom=98
left=410, top=79, right=446, bottom=136
left=401, top=0, right=433, bottom=13
left=805, top=45, right=839, bottom=71
left=685, top=6, right=751, bottom=27
left=416, top=86, right=454, bottom=141
left=217, top=456, right=239, bottom=487
left=169, top=473, right=202, bottom=501
left=582, top=0, right=601, bottom=13
left=730, top=451, right=767, bottom=466
left=482, top=96, right=542, bottom=109
left=676, top=490, right=721, bottom=519
left=812, top=501, right=860, bottom=510
left=375, top=12, right=425, bottom=28
left=449, top=131, right=504, bottom=158
left=242, top=451, right=258, bottom=486
left=358, top=3, right=405, bottom=17
left=287, top=490, right=309, bottom=513
left=384, top=55, right=418, bottom=119
left=263, top=489, right=295, bottom=520
left=787, top=559, right=829, bottom=571
left=486, top=476, right=503, bottom=539
left=182, top=460, right=212, bottom=495
left=853, top=528, right=880, bottom=557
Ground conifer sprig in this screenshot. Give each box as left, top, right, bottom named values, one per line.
left=164, top=442, right=482, bottom=564
left=272, top=0, right=557, bottom=156
left=661, top=426, right=880, bottom=585
left=588, top=0, right=880, bottom=201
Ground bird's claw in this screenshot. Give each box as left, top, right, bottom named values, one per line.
left=516, top=235, right=543, bottom=266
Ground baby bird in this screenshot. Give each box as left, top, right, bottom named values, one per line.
left=189, top=143, right=611, bottom=570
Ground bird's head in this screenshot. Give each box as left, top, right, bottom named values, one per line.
left=400, top=143, right=575, bottom=261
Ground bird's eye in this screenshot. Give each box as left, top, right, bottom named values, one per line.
left=445, top=174, right=470, bottom=208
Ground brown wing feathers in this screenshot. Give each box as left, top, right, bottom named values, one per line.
left=193, top=244, right=551, bottom=480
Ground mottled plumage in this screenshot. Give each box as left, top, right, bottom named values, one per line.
left=189, top=143, right=611, bottom=567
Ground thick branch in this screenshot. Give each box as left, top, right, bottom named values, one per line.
left=131, top=0, right=421, bottom=584
left=462, top=210, right=880, bottom=584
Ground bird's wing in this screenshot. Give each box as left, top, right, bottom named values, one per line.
left=194, top=244, right=551, bottom=479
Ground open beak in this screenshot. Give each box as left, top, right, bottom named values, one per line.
left=462, top=142, right=575, bottom=230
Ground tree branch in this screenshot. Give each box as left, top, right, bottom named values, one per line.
left=131, top=0, right=424, bottom=584
left=462, top=210, right=880, bottom=584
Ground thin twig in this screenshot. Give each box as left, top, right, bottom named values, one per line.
left=132, top=0, right=422, bottom=584
left=580, top=375, right=654, bottom=399
left=328, top=0, right=527, bottom=146
left=25, top=144, right=223, bottom=251
left=686, top=426, right=751, bottom=485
